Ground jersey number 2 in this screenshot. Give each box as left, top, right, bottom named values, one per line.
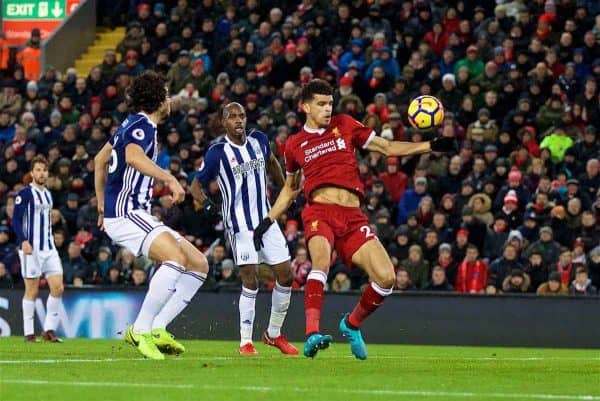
left=360, top=225, right=375, bottom=239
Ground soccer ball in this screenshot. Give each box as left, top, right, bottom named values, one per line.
left=407, top=95, right=445, bottom=130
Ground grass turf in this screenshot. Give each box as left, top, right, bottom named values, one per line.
left=0, top=337, right=598, bottom=401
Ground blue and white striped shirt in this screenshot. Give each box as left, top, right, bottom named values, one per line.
left=104, top=113, right=158, bottom=218
left=196, top=130, right=271, bottom=234
left=12, top=184, right=55, bottom=252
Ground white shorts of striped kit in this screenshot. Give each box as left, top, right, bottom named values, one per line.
left=104, top=209, right=182, bottom=257
left=19, top=249, right=62, bottom=279
left=227, top=223, right=290, bottom=266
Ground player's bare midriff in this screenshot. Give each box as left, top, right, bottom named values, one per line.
left=311, top=186, right=361, bottom=208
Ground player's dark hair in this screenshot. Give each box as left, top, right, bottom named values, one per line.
left=301, top=79, right=333, bottom=103
left=30, top=155, right=48, bottom=170
left=127, top=71, right=167, bottom=114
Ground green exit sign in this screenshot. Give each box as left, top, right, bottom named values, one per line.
left=3, top=0, right=66, bottom=20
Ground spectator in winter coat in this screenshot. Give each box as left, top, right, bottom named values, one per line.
left=502, top=269, right=531, bottom=293
left=401, top=245, right=430, bottom=289
left=387, top=226, right=411, bottom=265
left=483, top=215, right=510, bottom=261
left=396, top=176, right=429, bottom=225
left=437, top=243, right=458, bottom=285
left=338, top=39, right=367, bottom=77
left=379, top=157, right=407, bottom=204
left=488, top=244, right=525, bottom=289
left=524, top=226, right=561, bottom=266
left=456, top=244, right=488, bottom=294
left=469, top=193, right=494, bottom=226
left=536, top=272, right=569, bottom=296
left=553, top=249, right=576, bottom=286
left=568, top=266, right=598, bottom=296
left=523, top=248, right=550, bottom=293
left=395, top=267, right=416, bottom=291
left=494, top=169, right=531, bottom=212
left=460, top=206, right=487, bottom=251
left=497, top=190, right=523, bottom=229
left=423, top=266, right=454, bottom=291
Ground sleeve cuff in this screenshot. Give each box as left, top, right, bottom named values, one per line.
left=362, top=130, right=376, bottom=149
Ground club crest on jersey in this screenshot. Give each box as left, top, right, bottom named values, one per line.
left=132, top=128, right=145, bottom=141
left=310, top=220, right=319, bottom=232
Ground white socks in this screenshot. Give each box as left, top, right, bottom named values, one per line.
left=22, top=298, right=35, bottom=336
left=44, top=295, right=62, bottom=332
left=239, top=287, right=258, bottom=346
left=152, top=270, right=206, bottom=329
left=133, top=261, right=183, bottom=334
left=267, top=282, right=291, bottom=339
left=239, top=282, right=293, bottom=345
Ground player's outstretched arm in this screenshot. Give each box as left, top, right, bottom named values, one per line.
left=253, top=172, right=301, bottom=250
left=125, top=143, right=185, bottom=204
left=267, top=172, right=301, bottom=222
left=191, top=177, right=220, bottom=217
left=366, top=135, right=454, bottom=157
left=190, top=177, right=207, bottom=203
left=94, top=142, right=112, bottom=230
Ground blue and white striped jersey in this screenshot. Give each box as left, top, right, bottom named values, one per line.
left=104, top=113, right=158, bottom=218
left=196, top=130, right=272, bottom=234
left=12, top=184, right=55, bottom=252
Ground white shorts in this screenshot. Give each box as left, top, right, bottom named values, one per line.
left=228, top=223, right=290, bottom=266
left=104, top=209, right=183, bottom=257
left=19, top=249, right=63, bottom=279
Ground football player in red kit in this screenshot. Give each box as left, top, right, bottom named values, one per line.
left=253, top=79, right=454, bottom=360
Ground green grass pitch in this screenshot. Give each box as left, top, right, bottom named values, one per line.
left=0, top=337, right=599, bottom=401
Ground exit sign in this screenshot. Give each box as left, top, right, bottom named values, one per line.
left=2, top=0, right=80, bottom=45
left=3, top=0, right=66, bottom=20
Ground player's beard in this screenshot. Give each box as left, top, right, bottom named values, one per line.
left=33, top=176, right=46, bottom=186
left=158, top=100, right=170, bottom=121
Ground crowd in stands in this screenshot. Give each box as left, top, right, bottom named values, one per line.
left=0, top=0, right=599, bottom=296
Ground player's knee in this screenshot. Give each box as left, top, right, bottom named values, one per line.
left=186, top=253, right=209, bottom=274
left=24, top=287, right=38, bottom=300
left=50, top=285, right=64, bottom=297
left=374, top=269, right=396, bottom=290
left=239, top=266, right=258, bottom=289
left=276, top=268, right=294, bottom=287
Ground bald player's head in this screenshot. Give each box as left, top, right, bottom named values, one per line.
left=222, top=102, right=247, bottom=140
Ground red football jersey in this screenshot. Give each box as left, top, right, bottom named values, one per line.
left=285, top=114, right=375, bottom=200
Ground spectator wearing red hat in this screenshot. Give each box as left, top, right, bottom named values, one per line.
left=452, top=228, right=470, bottom=264
left=117, top=49, right=145, bottom=77
left=455, top=244, right=488, bottom=293
left=454, top=45, right=484, bottom=78
left=378, top=157, right=408, bottom=204
left=497, top=189, right=522, bottom=229
left=270, top=42, right=304, bottom=88
left=494, top=167, right=531, bottom=211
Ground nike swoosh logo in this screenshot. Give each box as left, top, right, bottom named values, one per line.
left=168, top=288, right=176, bottom=293
left=300, top=141, right=308, bottom=148
left=152, top=333, right=160, bottom=339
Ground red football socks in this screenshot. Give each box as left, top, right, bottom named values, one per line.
left=304, top=279, right=324, bottom=335
left=348, top=284, right=386, bottom=328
